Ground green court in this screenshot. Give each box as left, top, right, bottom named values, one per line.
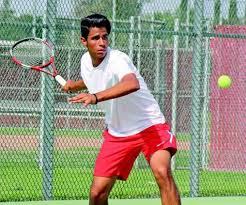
left=1, top=197, right=246, bottom=205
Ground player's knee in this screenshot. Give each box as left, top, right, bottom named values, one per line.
left=153, top=166, right=172, bottom=184
left=90, top=187, right=109, bottom=201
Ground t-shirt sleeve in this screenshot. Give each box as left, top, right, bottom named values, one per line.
left=113, top=53, right=137, bottom=80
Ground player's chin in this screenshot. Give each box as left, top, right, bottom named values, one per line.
left=97, top=51, right=107, bottom=58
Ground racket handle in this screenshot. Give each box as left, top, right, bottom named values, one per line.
left=55, top=75, right=67, bottom=86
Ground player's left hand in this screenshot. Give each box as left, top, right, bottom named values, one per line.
left=68, top=93, right=97, bottom=107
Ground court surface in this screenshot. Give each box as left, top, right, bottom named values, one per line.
left=1, top=197, right=246, bottom=205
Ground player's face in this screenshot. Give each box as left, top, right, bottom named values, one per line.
left=81, top=27, right=109, bottom=66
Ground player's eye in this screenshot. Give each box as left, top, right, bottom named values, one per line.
left=102, top=35, right=108, bottom=40
left=92, top=36, right=100, bottom=40
left=91, top=34, right=108, bottom=41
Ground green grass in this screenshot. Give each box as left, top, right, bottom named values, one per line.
left=1, top=164, right=245, bottom=202
left=176, top=133, right=191, bottom=142
left=0, top=148, right=246, bottom=202
left=0, top=127, right=102, bottom=138
left=0, top=127, right=191, bottom=141
left=1, top=197, right=246, bottom=205
left=0, top=128, right=245, bottom=202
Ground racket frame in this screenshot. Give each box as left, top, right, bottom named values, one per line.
left=10, top=37, right=66, bottom=86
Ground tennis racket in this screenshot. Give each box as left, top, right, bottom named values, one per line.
left=10, top=37, right=67, bottom=86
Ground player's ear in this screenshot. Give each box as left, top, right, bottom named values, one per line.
left=80, top=37, right=87, bottom=47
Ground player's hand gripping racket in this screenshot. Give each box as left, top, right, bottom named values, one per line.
left=10, top=37, right=67, bottom=86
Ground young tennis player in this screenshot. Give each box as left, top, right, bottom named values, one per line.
left=63, top=13, right=181, bottom=205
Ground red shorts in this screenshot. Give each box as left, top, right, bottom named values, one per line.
left=94, top=123, right=177, bottom=180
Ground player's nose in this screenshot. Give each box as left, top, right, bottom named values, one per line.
left=99, top=37, right=106, bottom=46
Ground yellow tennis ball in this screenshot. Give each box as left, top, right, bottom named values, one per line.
left=218, top=75, right=232, bottom=89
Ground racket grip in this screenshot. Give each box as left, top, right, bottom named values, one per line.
left=55, top=75, right=67, bottom=86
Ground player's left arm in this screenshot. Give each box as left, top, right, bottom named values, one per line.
left=68, top=73, right=140, bottom=106
left=96, top=73, right=140, bottom=101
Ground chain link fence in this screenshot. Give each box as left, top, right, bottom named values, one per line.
left=0, top=0, right=246, bottom=202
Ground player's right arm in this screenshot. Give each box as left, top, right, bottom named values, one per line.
left=62, top=79, right=87, bottom=92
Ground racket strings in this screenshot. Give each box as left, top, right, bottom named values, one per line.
left=12, top=40, right=53, bottom=67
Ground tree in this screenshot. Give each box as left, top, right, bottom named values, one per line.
left=0, top=0, right=16, bottom=40
left=0, top=0, right=37, bottom=40
left=73, top=0, right=149, bottom=20
left=153, top=12, right=174, bottom=32
left=213, top=0, right=222, bottom=25
left=143, top=11, right=175, bottom=46
left=226, top=0, right=240, bottom=25
left=0, top=0, right=14, bottom=18
left=178, top=0, right=188, bottom=24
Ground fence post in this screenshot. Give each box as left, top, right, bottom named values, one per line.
left=40, top=0, right=58, bottom=200
left=154, top=40, right=162, bottom=106
left=112, top=0, right=116, bottom=47
left=189, top=0, right=204, bottom=197
left=171, top=18, right=179, bottom=171
left=137, top=16, right=141, bottom=71
left=129, top=16, right=134, bottom=60
left=201, top=20, right=211, bottom=170
left=65, top=20, right=75, bottom=128
left=32, top=0, right=37, bottom=37
left=150, top=16, right=154, bottom=47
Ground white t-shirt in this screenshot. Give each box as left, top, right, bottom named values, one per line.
left=80, top=47, right=165, bottom=137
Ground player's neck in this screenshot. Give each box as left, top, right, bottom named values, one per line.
left=92, top=57, right=104, bottom=67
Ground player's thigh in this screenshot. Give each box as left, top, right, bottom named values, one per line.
left=90, top=176, right=117, bottom=195
left=149, top=149, right=172, bottom=180
left=150, top=149, right=171, bottom=170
